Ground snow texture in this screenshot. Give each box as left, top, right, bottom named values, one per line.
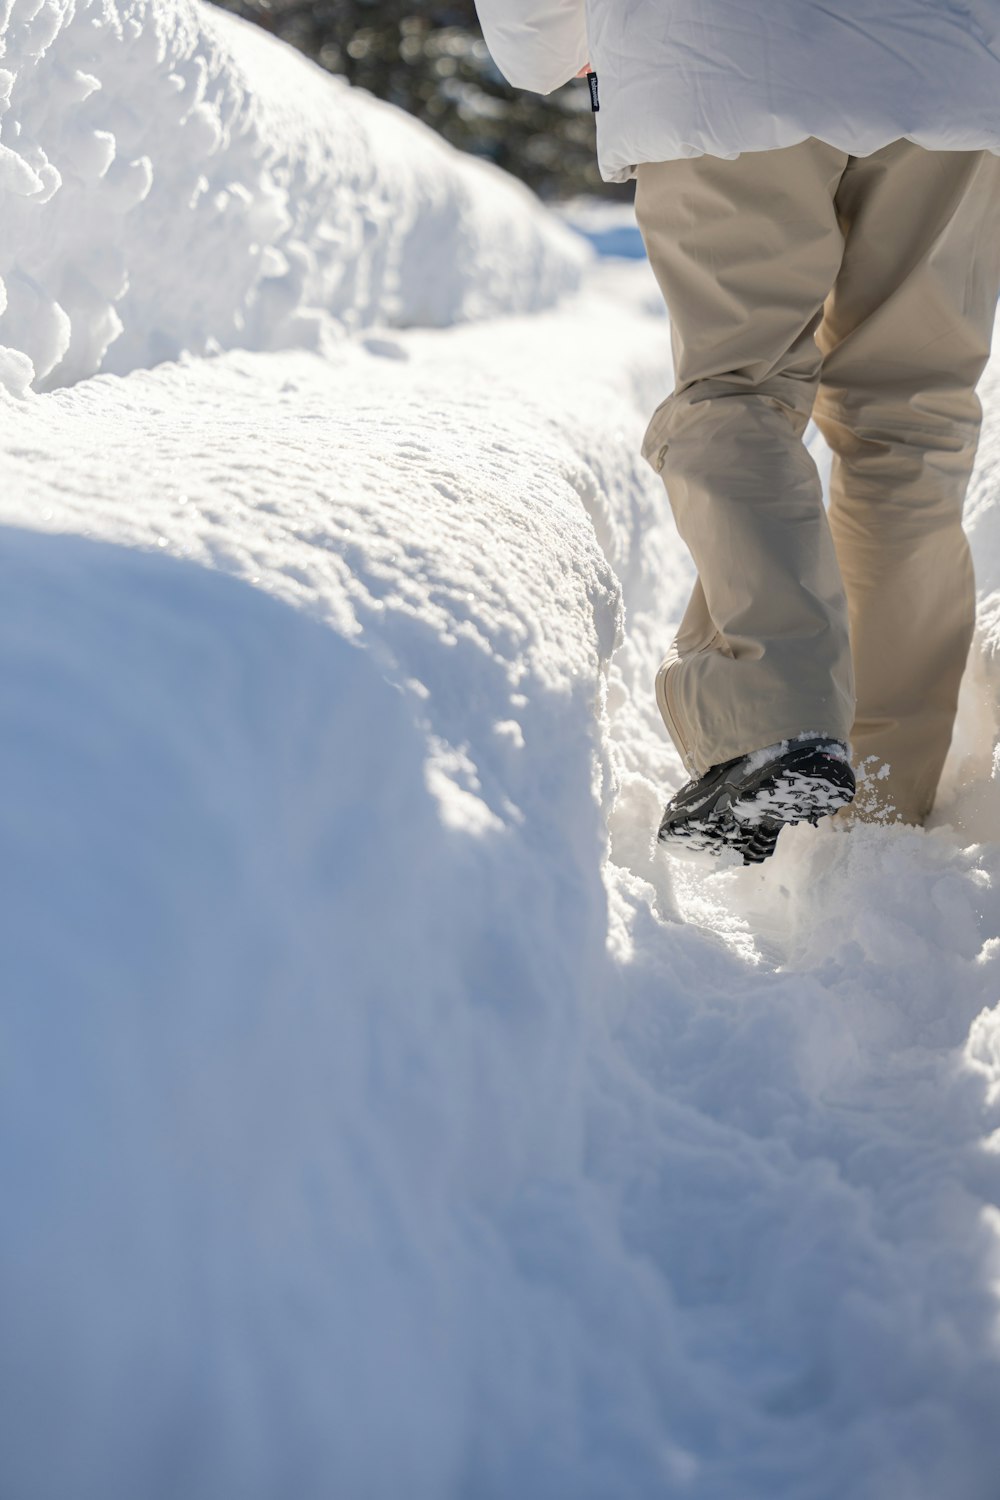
left=0, top=0, right=585, bottom=395
left=5, top=10, right=1000, bottom=1500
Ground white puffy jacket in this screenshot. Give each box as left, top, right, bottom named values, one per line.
left=473, top=0, right=1000, bottom=181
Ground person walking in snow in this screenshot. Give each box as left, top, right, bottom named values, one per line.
left=473, top=0, right=1000, bottom=864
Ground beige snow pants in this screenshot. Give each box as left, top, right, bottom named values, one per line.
left=635, top=138, right=1000, bottom=824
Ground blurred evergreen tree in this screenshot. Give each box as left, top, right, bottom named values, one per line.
left=211, top=0, right=616, bottom=199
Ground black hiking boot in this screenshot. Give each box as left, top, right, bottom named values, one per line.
left=657, top=736, right=856, bottom=866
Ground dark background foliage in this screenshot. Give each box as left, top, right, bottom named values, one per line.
left=211, top=0, right=618, bottom=199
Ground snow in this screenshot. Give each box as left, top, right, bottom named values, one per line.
left=5, top=3, right=1000, bottom=1497
left=0, top=0, right=585, bottom=395
left=557, top=197, right=648, bottom=261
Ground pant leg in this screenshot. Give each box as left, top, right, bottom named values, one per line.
left=635, top=140, right=856, bottom=776
left=814, top=142, right=1000, bottom=824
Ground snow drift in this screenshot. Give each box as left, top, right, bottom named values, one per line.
left=0, top=311, right=679, bottom=1500
left=0, top=0, right=585, bottom=396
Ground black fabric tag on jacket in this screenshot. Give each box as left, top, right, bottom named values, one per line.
left=587, top=71, right=600, bottom=112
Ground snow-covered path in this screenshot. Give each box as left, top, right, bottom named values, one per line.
left=6, top=0, right=1000, bottom=1492
left=6, top=245, right=1000, bottom=1497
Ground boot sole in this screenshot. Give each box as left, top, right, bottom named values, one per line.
left=658, top=744, right=855, bottom=866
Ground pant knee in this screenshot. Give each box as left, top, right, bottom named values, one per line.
left=643, top=374, right=818, bottom=475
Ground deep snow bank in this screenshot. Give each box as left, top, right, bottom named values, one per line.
left=0, top=525, right=620, bottom=1500
left=0, top=0, right=585, bottom=396
left=0, top=297, right=688, bottom=1500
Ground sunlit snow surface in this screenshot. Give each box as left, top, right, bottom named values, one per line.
left=0, top=0, right=584, bottom=394
left=5, top=7, right=1000, bottom=1500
